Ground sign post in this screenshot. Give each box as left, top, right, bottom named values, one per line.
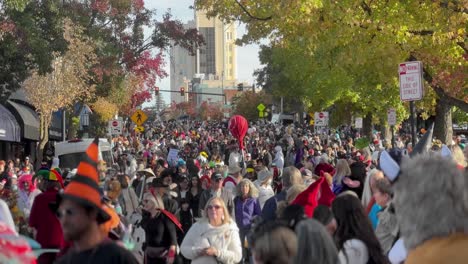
left=387, top=108, right=397, bottom=148
left=399, top=61, right=424, bottom=146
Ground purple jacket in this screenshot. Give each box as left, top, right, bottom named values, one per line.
left=234, top=196, right=261, bottom=229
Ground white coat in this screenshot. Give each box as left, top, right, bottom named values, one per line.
left=181, top=220, right=242, bottom=264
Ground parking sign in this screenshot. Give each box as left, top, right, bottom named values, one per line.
left=399, top=61, right=424, bottom=101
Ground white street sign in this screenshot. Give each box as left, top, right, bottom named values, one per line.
left=387, top=108, right=397, bottom=126
left=399, top=61, right=424, bottom=101
left=355, top=117, right=363, bottom=129
left=314, top=112, right=329, bottom=127
left=108, top=119, right=123, bottom=135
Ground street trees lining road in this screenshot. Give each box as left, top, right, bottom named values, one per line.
left=196, top=0, right=467, bottom=143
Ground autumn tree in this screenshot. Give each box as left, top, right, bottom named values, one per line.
left=23, top=20, right=96, bottom=167
left=196, top=0, right=467, bottom=143
left=232, top=91, right=272, bottom=121
left=2, top=0, right=205, bottom=130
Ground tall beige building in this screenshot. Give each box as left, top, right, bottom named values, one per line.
left=170, top=10, right=237, bottom=104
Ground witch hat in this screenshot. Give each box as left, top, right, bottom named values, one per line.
left=411, top=122, right=434, bottom=157
left=54, top=137, right=110, bottom=223
left=291, top=177, right=335, bottom=217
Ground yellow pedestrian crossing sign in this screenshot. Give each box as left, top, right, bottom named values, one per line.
left=131, top=109, right=147, bottom=126
left=257, top=103, right=265, bottom=112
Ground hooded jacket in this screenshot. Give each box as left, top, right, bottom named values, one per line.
left=181, top=220, right=242, bottom=264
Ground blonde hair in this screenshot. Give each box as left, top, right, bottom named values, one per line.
left=143, top=192, right=165, bottom=211
left=276, top=185, right=307, bottom=217
left=282, top=166, right=304, bottom=189
left=334, top=159, right=351, bottom=183
left=203, top=197, right=232, bottom=225
left=236, top=179, right=259, bottom=198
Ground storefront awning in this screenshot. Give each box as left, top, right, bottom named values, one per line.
left=7, top=100, right=39, bottom=141
left=0, top=104, right=21, bottom=142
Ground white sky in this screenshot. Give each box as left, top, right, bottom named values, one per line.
left=144, top=0, right=262, bottom=105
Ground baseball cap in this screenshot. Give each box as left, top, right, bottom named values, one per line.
left=211, top=173, right=223, bottom=181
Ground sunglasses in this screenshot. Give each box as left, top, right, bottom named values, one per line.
left=207, top=205, right=222, bottom=210
left=55, top=208, right=77, bottom=219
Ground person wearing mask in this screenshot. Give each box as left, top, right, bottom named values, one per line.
left=261, top=166, right=303, bottom=222
left=181, top=197, right=242, bottom=264
left=234, top=179, right=261, bottom=263
left=253, top=169, right=274, bottom=209
left=140, top=191, right=178, bottom=264
left=52, top=139, right=138, bottom=264
left=199, top=173, right=234, bottom=217
left=29, top=167, right=65, bottom=264
left=332, top=192, right=389, bottom=264
left=293, top=219, right=339, bottom=264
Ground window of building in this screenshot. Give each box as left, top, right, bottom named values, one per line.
left=229, top=56, right=233, bottom=64
left=226, top=32, right=232, bottom=40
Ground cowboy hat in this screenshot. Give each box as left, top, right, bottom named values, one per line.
left=228, top=165, right=242, bottom=175
left=138, top=168, right=155, bottom=177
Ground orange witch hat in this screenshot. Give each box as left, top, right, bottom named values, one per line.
left=59, top=137, right=110, bottom=223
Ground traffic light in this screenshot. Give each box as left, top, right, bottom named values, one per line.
left=237, top=83, right=244, bottom=91
left=180, top=87, right=185, bottom=96
left=154, top=86, right=159, bottom=96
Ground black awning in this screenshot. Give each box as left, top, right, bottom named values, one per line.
left=7, top=100, right=39, bottom=141
left=0, top=104, right=21, bottom=142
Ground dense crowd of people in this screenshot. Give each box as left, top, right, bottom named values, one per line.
left=0, top=118, right=467, bottom=264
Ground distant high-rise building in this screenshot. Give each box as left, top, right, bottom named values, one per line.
left=170, top=10, right=237, bottom=104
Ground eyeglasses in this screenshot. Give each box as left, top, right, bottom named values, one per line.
left=207, top=204, right=222, bottom=211
left=55, top=208, right=77, bottom=219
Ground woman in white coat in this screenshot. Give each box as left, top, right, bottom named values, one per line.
left=181, top=196, right=242, bottom=264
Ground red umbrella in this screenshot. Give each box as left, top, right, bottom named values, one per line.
left=228, top=115, right=248, bottom=150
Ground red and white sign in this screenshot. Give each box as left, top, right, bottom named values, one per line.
left=314, top=112, right=329, bottom=127
left=108, top=119, right=123, bottom=135
left=399, top=61, right=424, bottom=101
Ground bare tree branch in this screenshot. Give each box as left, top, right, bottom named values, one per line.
left=234, top=0, right=272, bottom=21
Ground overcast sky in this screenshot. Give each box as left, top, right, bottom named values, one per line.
left=145, top=0, right=262, bottom=105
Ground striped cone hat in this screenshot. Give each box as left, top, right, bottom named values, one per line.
left=59, top=137, right=110, bottom=223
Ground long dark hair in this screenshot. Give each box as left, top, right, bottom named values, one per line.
left=332, top=193, right=389, bottom=264
left=189, top=175, right=202, bottom=192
